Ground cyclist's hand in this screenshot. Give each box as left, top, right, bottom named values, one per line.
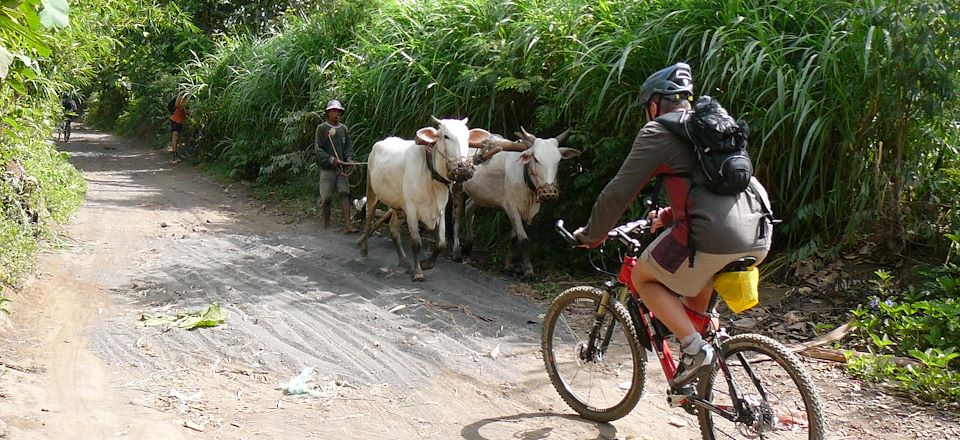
left=647, top=210, right=664, bottom=233
left=334, top=158, right=343, bottom=167
left=573, top=227, right=603, bottom=249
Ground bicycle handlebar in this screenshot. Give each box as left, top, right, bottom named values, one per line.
left=555, top=220, right=579, bottom=246
left=555, top=218, right=652, bottom=248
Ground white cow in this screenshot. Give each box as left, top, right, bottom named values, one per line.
left=454, top=128, right=580, bottom=279
left=357, top=117, right=490, bottom=281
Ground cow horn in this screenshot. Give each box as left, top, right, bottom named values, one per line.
left=555, top=127, right=572, bottom=145
left=517, top=126, right=536, bottom=146
left=431, top=115, right=442, bottom=126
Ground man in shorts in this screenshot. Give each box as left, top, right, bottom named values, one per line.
left=314, top=99, right=356, bottom=233
left=573, top=63, right=774, bottom=387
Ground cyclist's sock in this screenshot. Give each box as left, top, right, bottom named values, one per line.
left=680, top=333, right=705, bottom=355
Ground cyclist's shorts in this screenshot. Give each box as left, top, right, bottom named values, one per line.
left=170, top=121, right=183, bottom=132
left=638, top=228, right=768, bottom=297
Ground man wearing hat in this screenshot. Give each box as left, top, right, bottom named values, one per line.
left=314, top=99, right=356, bottom=233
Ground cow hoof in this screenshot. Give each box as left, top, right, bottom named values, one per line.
left=412, top=273, right=425, bottom=282
left=521, top=272, right=538, bottom=282
left=451, top=253, right=463, bottom=263
left=420, top=260, right=435, bottom=270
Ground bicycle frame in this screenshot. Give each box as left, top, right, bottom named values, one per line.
left=606, top=256, right=768, bottom=424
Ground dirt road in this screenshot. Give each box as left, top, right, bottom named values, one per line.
left=3, top=128, right=959, bottom=439
left=0, top=128, right=699, bottom=439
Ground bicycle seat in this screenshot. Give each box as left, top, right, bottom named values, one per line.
left=721, top=257, right=757, bottom=272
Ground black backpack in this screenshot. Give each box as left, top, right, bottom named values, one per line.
left=656, top=95, right=753, bottom=196
left=167, top=96, right=177, bottom=113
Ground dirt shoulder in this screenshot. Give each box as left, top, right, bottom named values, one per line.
left=0, top=128, right=957, bottom=439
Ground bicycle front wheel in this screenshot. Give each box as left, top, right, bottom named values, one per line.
left=541, top=286, right=645, bottom=422
left=698, top=334, right=825, bottom=440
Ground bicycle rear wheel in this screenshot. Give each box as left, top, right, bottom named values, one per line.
left=698, top=334, right=825, bottom=439
left=541, top=286, right=645, bottom=422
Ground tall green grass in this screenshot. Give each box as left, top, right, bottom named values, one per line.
left=93, top=0, right=960, bottom=266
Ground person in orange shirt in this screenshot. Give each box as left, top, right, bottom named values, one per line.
left=169, top=93, right=188, bottom=157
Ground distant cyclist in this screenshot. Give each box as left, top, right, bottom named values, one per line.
left=573, top=63, right=775, bottom=386
left=60, top=94, right=78, bottom=142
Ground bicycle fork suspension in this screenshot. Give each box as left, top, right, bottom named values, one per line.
left=594, top=286, right=635, bottom=356
left=581, top=291, right=613, bottom=362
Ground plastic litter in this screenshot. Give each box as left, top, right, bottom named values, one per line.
left=277, top=367, right=321, bottom=397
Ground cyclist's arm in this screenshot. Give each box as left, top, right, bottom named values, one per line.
left=577, top=124, right=667, bottom=244
left=658, top=207, right=674, bottom=225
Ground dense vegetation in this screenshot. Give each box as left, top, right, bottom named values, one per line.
left=1, top=0, right=83, bottom=292
left=2, top=0, right=959, bottom=404
left=0, top=1, right=191, bottom=293
left=87, top=0, right=960, bottom=264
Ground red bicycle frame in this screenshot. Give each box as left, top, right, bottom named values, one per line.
left=616, top=254, right=716, bottom=382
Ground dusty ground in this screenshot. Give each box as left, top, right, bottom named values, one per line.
left=0, top=127, right=957, bottom=439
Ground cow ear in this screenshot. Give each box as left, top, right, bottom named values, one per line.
left=416, top=127, right=438, bottom=146
left=559, top=147, right=582, bottom=160
left=518, top=149, right=534, bottom=164
left=468, top=128, right=491, bottom=145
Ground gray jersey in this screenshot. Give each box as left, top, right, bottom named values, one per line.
left=580, top=116, right=773, bottom=255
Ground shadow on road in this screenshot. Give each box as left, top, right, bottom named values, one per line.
left=461, top=412, right=618, bottom=440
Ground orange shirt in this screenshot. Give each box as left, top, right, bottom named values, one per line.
left=170, top=96, right=187, bottom=124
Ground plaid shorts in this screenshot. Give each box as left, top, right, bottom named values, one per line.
left=637, top=228, right=768, bottom=297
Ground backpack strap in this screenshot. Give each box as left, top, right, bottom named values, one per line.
left=655, top=110, right=693, bottom=142
left=753, top=187, right=781, bottom=239
left=652, top=113, right=699, bottom=268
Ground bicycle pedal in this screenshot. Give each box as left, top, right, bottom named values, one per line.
left=666, top=387, right=695, bottom=408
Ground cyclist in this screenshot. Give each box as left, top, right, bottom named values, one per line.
left=573, top=63, right=774, bottom=386
left=60, top=94, right=78, bottom=141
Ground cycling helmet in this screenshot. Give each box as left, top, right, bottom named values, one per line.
left=637, top=62, right=694, bottom=105
left=325, top=99, right=345, bottom=112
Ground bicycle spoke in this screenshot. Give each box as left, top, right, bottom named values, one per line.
left=542, top=287, right=645, bottom=422
left=698, top=335, right=824, bottom=440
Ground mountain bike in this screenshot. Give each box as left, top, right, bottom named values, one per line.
left=542, top=219, right=825, bottom=439
left=57, top=116, right=73, bottom=143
